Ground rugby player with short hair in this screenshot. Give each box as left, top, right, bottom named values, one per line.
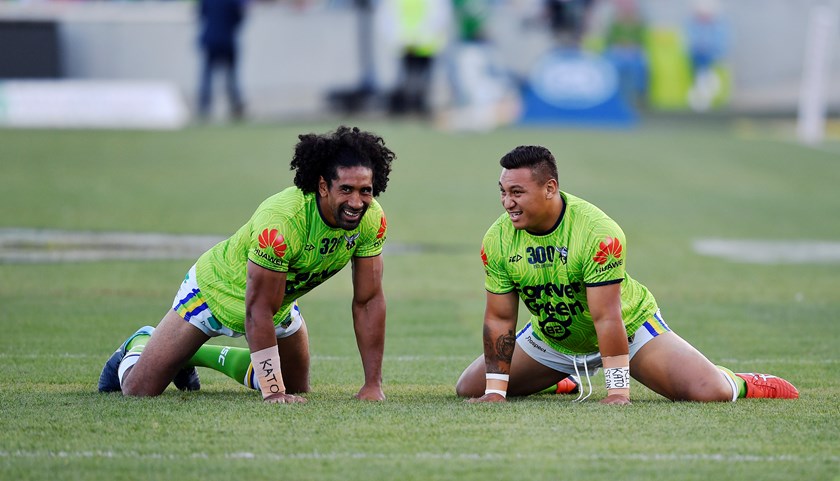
left=457, top=145, right=799, bottom=404
left=98, top=126, right=394, bottom=403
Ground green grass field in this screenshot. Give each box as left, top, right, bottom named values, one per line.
left=1, top=119, right=839, bottom=481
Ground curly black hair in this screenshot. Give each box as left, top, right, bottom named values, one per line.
left=290, top=126, right=395, bottom=197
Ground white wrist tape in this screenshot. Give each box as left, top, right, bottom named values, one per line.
left=251, top=346, right=285, bottom=399
left=604, top=367, right=630, bottom=390
left=484, top=389, right=507, bottom=397
left=485, top=372, right=509, bottom=398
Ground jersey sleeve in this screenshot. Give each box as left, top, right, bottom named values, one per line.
left=354, top=204, right=387, bottom=258
left=579, top=218, right=627, bottom=286
left=246, top=207, right=297, bottom=273
left=482, top=224, right=514, bottom=294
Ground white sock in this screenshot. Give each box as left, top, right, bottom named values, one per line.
left=117, top=351, right=143, bottom=386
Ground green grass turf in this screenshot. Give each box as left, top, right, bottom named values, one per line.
left=1, top=119, right=839, bottom=480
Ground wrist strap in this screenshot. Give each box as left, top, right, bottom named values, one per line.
left=604, top=367, right=630, bottom=391
left=484, top=389, right=507, bottom=397
left=485, top=372, right=509, bottom=398
left=602, top=354, right=630, bottom=395
left=251, top=346, right=285, bottom=399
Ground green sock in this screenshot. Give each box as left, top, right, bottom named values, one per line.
left=189, top=345, right=255, bottom=389
left=125, top=334, right=150, bottom=353
left=717, top=365, right=746, bottom=398
left=116, top=334, right=151, bottom=385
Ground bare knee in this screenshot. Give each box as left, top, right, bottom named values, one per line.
left=454, top=378, right=468, bottom=397
left=455, top=378, right=476, bottom=398
left=632, top=332, right=734, bottom=403
left=122, top=385, right=163, bottom=397
left=118, top=310, right=208, bottom=397
left=120, top=367, right=167, bottom=397
left=455, top=368, right=484, bottom=398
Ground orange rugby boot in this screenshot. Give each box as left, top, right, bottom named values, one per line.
left=554, top=375, right=581, bottom=395
left=736, top=373, right=799, bottom=399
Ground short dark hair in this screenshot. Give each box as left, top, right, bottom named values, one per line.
left=290, top=126, right=395, bottom=196
left=499, top=145, right=558, bottom=185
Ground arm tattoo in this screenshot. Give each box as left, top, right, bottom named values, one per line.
left=482, top=324, right=495, bottom=355
left=495, top=329, right=516, bottom=360
left=483, top=325, right=516, bottom=373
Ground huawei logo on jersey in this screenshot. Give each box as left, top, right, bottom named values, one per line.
left=593, top=237, right=622, bottom=265
left=376, top=215, right=387, bottom=239
left=480, top=245, right=488, bottom=266
left=258, top=228, right=287, bottom=258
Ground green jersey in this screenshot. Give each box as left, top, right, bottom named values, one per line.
left=195, top=187, right=387, bottom=334
left=481, top=191, right=657, bottom=355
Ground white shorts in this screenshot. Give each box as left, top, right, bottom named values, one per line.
left=171, top=264, right=304, bottom=339
left=516, top=310, right=671, bottom=376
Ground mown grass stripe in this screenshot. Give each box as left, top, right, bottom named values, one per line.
left=1, top=450, right=837, bottom=463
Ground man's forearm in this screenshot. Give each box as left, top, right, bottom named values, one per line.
left=353, top=297, right=386, bottom=385
left=482, top=318, right=516, bottom=374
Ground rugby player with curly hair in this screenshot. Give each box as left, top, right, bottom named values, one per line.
left=99, top=126, right=395, bottom=403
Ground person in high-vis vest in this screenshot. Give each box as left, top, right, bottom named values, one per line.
left=380, top=0, right=452, bottom=116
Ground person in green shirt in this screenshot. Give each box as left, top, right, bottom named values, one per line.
left=457, top=145, right=799, bottom=404
left=603, top=0, right=649, bottom=106
left=99, top=126, right=394, bottom=404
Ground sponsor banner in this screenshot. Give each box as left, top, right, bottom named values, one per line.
left=0, top=80, right=188, bottom=129
left=518, top=49, right=637, bottom=127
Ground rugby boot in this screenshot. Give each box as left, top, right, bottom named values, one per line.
left=97, top=325, right=155, bottom=393
left=554, top=375, right=581, bottom=395
left=736, top=373, right=799, bottom=399
left=173, top=366, right=201, bottom=391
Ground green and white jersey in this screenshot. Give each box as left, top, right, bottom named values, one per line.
left=195, top=187, right=387, bottom=334
left=481, top=192, right=657, bottom=355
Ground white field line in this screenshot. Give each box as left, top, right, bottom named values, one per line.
left=0, top=450, right=837, bottom=464
left=693, top=238, right=840, bottom=264
left=0, top=353, right=836, bottom=365
left=0, top=228, right=225, bottom=263
left=0, top=228, right=422, bottom=263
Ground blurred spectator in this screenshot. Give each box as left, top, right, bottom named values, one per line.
left=197, top=0, right=247, bottom=121
left=440, top=0, right=518, bottom=131
left=603, top=0, right=648, bottom=106
left=379, top=0, right=452, bottom=117
left=325, top=0, right=381, bottom=116
left=685, top=0, right=729, bottom=111
left=448, top=0, right=491, bottom=107
left=544, top=0, right=596, bottom=48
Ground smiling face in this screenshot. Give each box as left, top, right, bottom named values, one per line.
left=318, top=165, right=374, bottom=230
left=499, top=167, right=561, bottom=234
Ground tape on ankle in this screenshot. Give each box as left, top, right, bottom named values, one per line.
left=485, top=372, right=509, bottom=398
left=250, top=346, right=285, bottom=399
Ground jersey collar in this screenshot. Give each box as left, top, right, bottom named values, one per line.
left=525, top=191, right=567, bottom=237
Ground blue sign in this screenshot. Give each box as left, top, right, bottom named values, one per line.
left=519, top=49, right=637, bottom=126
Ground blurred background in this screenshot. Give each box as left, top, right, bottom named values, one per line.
left=0, top=0, right=838, bottom=141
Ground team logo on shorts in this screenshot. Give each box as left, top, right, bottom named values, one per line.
left=593, top=237, right=622, bottom=265
left=259, top=228, right=287, bottom=258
